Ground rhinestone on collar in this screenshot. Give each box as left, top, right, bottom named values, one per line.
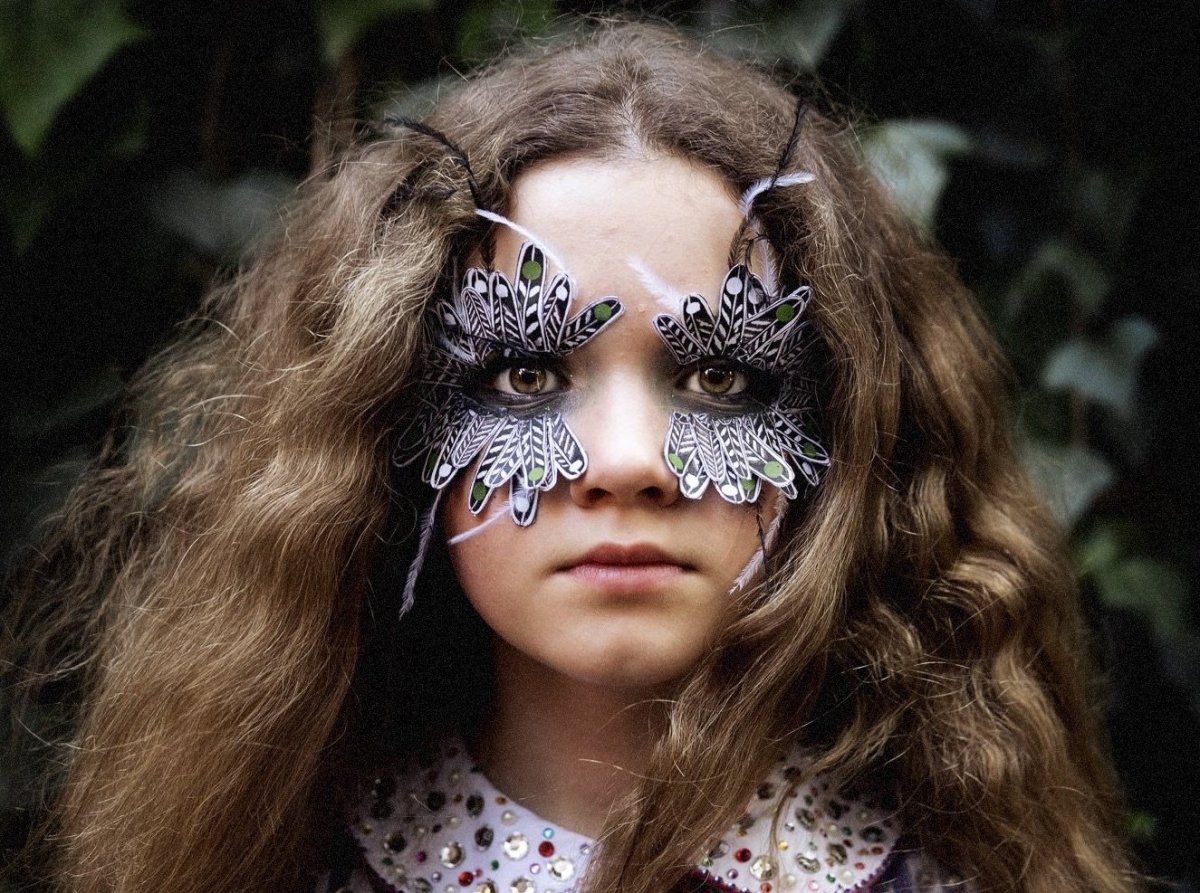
left=351, top=739, right=899, bottom=893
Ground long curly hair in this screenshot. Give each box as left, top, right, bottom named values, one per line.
left=3, top=21, right=1139, bottom=893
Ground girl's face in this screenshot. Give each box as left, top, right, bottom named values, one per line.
left=443, top=154, right=775, bottom=692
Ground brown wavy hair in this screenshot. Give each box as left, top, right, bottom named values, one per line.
left=3, top=21, right=1140, bottom=893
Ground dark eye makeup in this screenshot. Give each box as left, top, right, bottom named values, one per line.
left=465, top=348, right=781, bottom=412
left=675, top=358, right=780, bottom=408
left=465, top=351, right=569, bottom=410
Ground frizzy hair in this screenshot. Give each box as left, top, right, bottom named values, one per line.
left=2, top=21, right=1138, bottom=893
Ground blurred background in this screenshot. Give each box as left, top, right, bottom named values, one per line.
left=1, top=0, right=1197, bottom=887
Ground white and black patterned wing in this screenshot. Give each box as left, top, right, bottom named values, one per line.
left=557, top=297, right=623, bottom=353
left=540, top=273, right=572, bottom=347
left=652, top=313, right=706, bottom=364
left=514, top=242, right=546, bottom=349
left=711, top=266, right=752, bottom=352
left=549, top=416, right=587, bottom=479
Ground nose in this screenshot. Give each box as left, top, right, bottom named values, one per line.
left=568, top=374, right=680, bottom=510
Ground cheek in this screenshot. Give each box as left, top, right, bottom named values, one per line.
left=698, top=490, right=782, bottom=588
left=442, top=474, right=519, bottom=602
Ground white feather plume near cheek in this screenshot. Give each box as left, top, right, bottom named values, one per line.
left=730, top=495, right=789, bottom=594
left=445, top=499, right=514, bottom=546
left=401, top=488, right=444, bottom=617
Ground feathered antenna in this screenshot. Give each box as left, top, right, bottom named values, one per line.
left=727, top=98, right=811, bottom=276
left=382, top=115, right=497, bottom=268
left=731, top=498, right=788, bottom=594
left=400, top=488, right=444, bottom=619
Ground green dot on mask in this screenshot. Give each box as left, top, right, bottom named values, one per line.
left=471, top=481, right=488, bottom=502
left=528, top=466, right=545, bottom=483
left=741, top=478, right=755, bottom=491
left=521, top=260, right=542, bottom=280
left=763, top=460, right=783, bottom=479
left=801, top=442, right=817, bottom=457
left=775, top=303, right=796, bottom=322
left=668, top=452, right=684, bottom=471
left=594, top=302, right=613, bottom=321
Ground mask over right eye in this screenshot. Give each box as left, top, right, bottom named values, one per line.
left=393, top=242, right=623, bottom=527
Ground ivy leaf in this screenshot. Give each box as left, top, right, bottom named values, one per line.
left=1095, top=557, right=1189, bottom=641
left=707, top=0, right=859, bottom=72
left=317, top=0, right=435, bottom=64
left=862, top=120, right=974, bottom=228
left=457, top=0, right=556, bottom=63
left=148, top=169, right=296, bottom=260
left=0, top=0, right=146, bottom=156
left=1042, top=316, right=1159, bottom=419
left=1018, top=436, right=1114, bottom=529
left=1077, top=523, right=1190, bottom=641
left=1003, top=238, right=1111, bottom=323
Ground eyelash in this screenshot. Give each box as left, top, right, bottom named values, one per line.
left=467, top=354, right=568, bottom=408
left=468, top=355, right=779, bottom=407
left=676, top=359, right=779, bottom=406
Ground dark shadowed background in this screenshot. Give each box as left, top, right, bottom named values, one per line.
left=2, top=0, right=1198, bottom=888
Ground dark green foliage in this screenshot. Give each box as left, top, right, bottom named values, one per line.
left=2, top=0, right=1196, bottom=886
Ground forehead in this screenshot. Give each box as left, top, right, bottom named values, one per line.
left=491, top=154, right=746, bottom=309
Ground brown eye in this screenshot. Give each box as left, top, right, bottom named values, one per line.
left=698, top=365, right=736, bottom=395
left=509, top=366, right=547, bottom=394
left=679, top=359, right=779, bottom=404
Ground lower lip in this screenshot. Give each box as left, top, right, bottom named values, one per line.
left=565, top=562, right=686, bottom=594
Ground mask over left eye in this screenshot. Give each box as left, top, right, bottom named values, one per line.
left=652, top=264, right=829, bottom=504
left=394, top=242, right=623, bottom=526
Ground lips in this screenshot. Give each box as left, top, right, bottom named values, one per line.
left=561, top=543, right=692, bottom=594
left=571, top=543, right=689, bottom=567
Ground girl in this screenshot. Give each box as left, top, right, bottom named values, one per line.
left=3, top=21, right=1140, bottom=893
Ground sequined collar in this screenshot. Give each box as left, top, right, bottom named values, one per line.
left=351, top=738, right=899, bottom=893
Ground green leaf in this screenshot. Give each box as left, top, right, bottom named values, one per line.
left=0, top=0, right=146, bottom=156
left=1064, top=162, right=1145, bottom=255
left=706, top=0, right=860, bottom=72
left=457, top=0, right=556, bottom=63
left=148, top=169, right=297, bottom=259
left=1003, top=239, right=1111, bottom=322
left=1041, top=316, right=1159, bottom=419
left=1095, top=557, right=1190, bottom=641
left=1075, top=522, right=1190, bottom=641
left=1074, top=520, right=1126, bottom=578
left=1017, top=436, right=1114, bottom=529
left=1125, top=809, right=1158, bottom=844
left=861, top=120, right=974, bottom=228
left=316, top=0, right=435, bottom=64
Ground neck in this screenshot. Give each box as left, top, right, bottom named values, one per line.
left=473, top=640, right=666, bottom=838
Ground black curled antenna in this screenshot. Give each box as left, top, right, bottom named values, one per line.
left=728, top=97, right=810, bottom=270
left=381, top=115, right=497, bottom=268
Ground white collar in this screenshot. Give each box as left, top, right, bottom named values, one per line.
left=351, top=737, right=899, bottom=893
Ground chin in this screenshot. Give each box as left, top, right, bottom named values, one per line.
left=553, top=639, right=705, bottom=691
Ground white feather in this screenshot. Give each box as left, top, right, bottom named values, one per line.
left=475, top=209, right=568, bottom=274
left=401, top=489, right=443, bottom=617
left=753, top=230, right=780, bottom=297
left=738, top=171, right=816, bottom=216
left=626, top=254, right=687, bottom=311
left=446, top=499, right=513, bottom=546
left=731, top=497, right=789, bottom=594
